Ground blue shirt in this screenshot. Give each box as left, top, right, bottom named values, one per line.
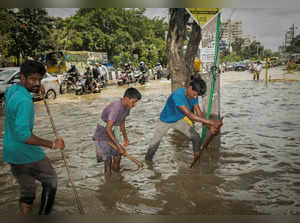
left=160, top=87, right=199, bottom=123
left=3, top=84, right=46, bottom=164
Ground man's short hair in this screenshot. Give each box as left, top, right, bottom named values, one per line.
left=20, top=60, right=46, bottom=77
left=124, top=87, right=142, bottom=100
left=189, top=77, right=207, bottom=96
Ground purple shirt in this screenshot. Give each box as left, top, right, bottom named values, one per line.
left=94, top=99, right=130, bottom=141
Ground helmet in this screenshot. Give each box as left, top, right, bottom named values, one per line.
left=139, top=61, right=144, bottom=66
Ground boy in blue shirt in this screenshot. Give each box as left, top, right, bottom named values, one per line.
left=145, top=77, right=222, bottom=164
left=3, top=60, right=65, bottom=215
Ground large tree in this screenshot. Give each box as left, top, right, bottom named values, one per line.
left=6, top=8, right=55, bottom=65
left=166, top=8, right=201, bottom=92
left=0, top=9, right=16, bottom=65
left=56, top=8, right=168, bottom=68
left=286, top=34, right=300, bottom=53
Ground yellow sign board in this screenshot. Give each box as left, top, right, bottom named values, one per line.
left=187, top=8, right=221, bottom=27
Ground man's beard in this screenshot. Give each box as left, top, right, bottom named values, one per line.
left=29, top=86, right=40, bottom=93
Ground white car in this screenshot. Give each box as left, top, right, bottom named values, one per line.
left=0, top=67, right=60, bottom=102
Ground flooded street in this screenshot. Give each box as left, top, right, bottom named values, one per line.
left=1, top=67, right=300, bottom=215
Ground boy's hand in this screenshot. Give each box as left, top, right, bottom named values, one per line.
left=209, top=118, right=223, bottom=135
left=209, top=126, right=219, bottom=135
left=210, top=119, right=223, bottom=129
left=54, top=137, right=65, bottom=150
left=123, top=139, right=129, bottom=147
left=118, top=145, right=126, bottom=155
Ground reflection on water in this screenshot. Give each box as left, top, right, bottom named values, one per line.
left=0, top=79, right=300, bottom=215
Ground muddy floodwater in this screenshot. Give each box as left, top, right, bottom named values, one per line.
left=0, top=69, right=300, bottom=215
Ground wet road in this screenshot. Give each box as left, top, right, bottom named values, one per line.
left=0, top=69, right=300, bottom=215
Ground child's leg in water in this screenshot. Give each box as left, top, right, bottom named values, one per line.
left=104, top=158, right=112, bottom=176
left=112, top=156, right=121, bottom=172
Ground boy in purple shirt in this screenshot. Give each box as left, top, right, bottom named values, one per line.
left=93, top=88, right=142, bottom=176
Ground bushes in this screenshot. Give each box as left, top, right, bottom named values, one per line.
left=287, top=63, right=300, bottom=72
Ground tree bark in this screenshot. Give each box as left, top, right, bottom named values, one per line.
left=167, top=8, right=202, bottom=92
left=166, top=8, right=189, bottom=92
left=185, top=21, right=201, bottom=81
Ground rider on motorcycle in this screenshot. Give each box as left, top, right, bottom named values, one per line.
left=124, top=63, right=134, bottom=82
left=135, top=61, right=148, bottom=84
left=67, top=64, right=79, bottom=83
left=154, top=63, right=163, bottom=79
left=84, top=67, right=96, bottom=93
left=138, top=61, right=148, bottom=74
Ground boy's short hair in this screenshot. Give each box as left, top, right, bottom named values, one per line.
left=123, top=87, right=142, bottom=100
left=189, top=76, right=207, bottom=96
left=20, top=60, right=46, bottom=77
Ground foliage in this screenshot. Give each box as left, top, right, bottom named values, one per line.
left=287, top=63, right=300, bottom=72
left=2, top=9, right=55, bottom=65
left=219, top=37, right=280, bottom=63
left=0, top=8, right=168, bottom=68
left=286, top=35, right=300, bottom=53
left=54, top=8, right=168, bottom=68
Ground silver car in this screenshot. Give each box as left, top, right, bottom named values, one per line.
left=0, top=67, right=60, bottom=102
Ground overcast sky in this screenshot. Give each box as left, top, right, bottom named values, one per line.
left=46, top=8, right=300, bottom=51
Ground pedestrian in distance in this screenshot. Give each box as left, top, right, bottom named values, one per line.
left=145, top=77, right=223, bottom=164
left=254, top=61, right=262, bottom=80
left=93, top=88, right=142, bottom=177
left=3, top=60, right=65, bottom=215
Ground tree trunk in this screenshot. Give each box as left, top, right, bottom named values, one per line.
left=185, top=21, right=201, bottom=81
left=166, top=8, right=189, bottom=92
left=167, top=9, right=202, bottom=92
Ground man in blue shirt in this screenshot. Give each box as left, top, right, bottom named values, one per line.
left=145, top=77, right=222, bottom=164
left=3, top=60, right=65, bottom=215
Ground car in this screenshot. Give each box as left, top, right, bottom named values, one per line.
left=225, top=62, right=235, bottom=71
left=234, top=63, right=248, bottom=71
left=0, top=67, right=60, bottom=102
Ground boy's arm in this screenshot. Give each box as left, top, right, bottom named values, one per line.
left=179, top=105, right=222, bottom=131
left=193, top=104, right=205, bottom=119
left=26, top=134, right=65, bottom=150
left=178, top=105, right=213, bottom=126
left=120, top=119, right=129, bottom=147
left=105, top=120, right=126, bottom=155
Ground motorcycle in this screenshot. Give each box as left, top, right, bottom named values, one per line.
left=154, top=70, right=162, bottom=80
left=134, top=70, right=147, bottom=85
left=60, top=72, right=77, bottom=94
left=117, top=71, right=134, bottom=86
left=75, top=76, right=103, bottom=95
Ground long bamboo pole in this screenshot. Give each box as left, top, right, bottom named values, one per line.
left=43, top=97, right=85, bottom=215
